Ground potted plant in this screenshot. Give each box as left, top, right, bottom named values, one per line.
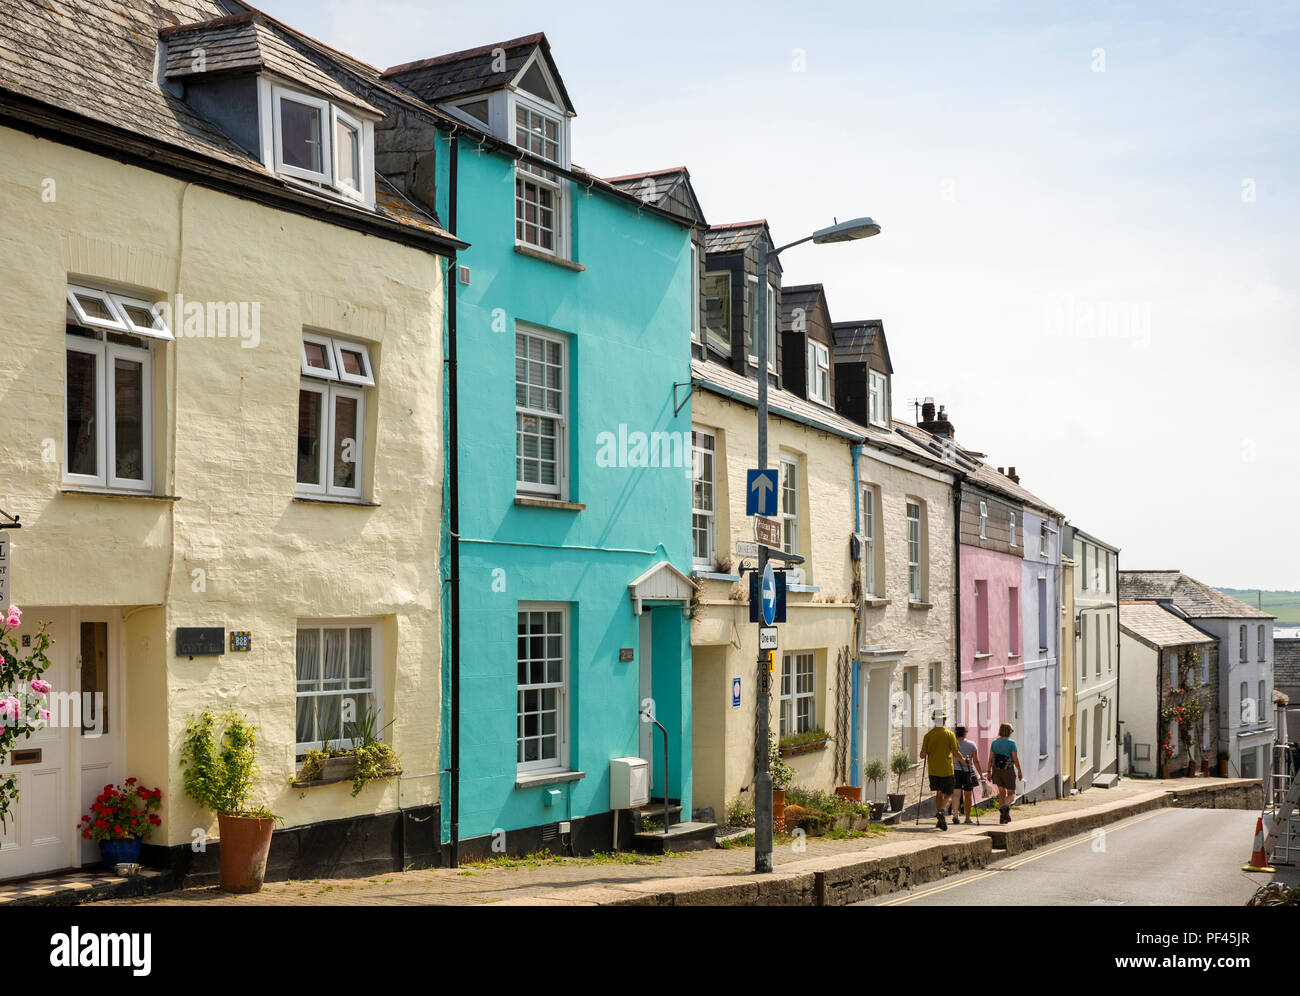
left=294, top=705, right=402, bottom=796
left=179, top=710, right=278, bottom=894
left=768, top=735, right=795, bottom=831
left=864, top=757, right=888, bottom=816
left=888, top=750, right=911, bottom=812
left=1218, top=750, right=1230, bottom=777
left=778, top=727, right=831, bottom=757
left=1200, top=755, right=1210, bottom=777
left=78, top=778, right=162, bottom=867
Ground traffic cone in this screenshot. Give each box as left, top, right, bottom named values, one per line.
left=1242, top=816, right=1276, bottom=873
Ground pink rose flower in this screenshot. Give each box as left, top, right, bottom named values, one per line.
left=39, top=709, right=50, bottom=721
left=30, top=679, right=51, bottom=696
left=5, top=605, right=20, bottom=629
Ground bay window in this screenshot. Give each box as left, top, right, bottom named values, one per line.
left=296, top=331, right=373, bottom=501
left=64, top=284, right=172, bottom=493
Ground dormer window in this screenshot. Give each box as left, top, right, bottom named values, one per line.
left=868, top=369, right=890, bottom=427
left=265, top=82, right=373, bottom=204
left=807, top=341, right=830, bottom=405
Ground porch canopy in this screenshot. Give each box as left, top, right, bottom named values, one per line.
left=628, top=561, right=696, bottom=617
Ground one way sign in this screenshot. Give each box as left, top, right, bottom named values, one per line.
left=746, top=468, right=778, bottom=516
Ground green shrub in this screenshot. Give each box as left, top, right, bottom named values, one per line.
left=179, top=711, right=276, bottom=819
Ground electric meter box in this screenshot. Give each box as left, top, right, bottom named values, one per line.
left=610, top=757, right=650, bottom=809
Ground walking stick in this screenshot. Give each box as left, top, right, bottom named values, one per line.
left=916, top=755, right=927, bottom=827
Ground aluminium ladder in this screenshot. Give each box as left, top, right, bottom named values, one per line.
left=1264, top=743, right=1300, bottom=865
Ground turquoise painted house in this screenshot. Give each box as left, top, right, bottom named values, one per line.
left=376, top=34, right=701, bottom=856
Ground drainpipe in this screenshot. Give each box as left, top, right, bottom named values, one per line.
left=850, top=443, right=864, bottom=787
left=447, top=133, right=462, bottom=868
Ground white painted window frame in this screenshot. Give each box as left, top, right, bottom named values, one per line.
left=861, top=485, right=877, bottom=597
left=294, top=620, right=382, bottom=754
left=514, top=325, right=568, bottom=500
left=807, top=340, right=830, bottom=404
left=691, top=427, right=716, bottom=570
left=868, top=369, right=889, bottom=427
left=780, top=651, right=816, bottom=737
left=511, top=91, right=569, bottom=258
left=978, top=500, right=988, bottom=540
left=516, top=602, right=570, bottom=775
left=780, top=453, right=799, bottom=558
left=1009, top=512, right=1017, bottom=548
left=331, top=104, right=365, bottom=201
left=690, top=243, right=701, bottom=345
left=272, top=84, right=332, bottom=185
left=906, top=500, right=922, bottom=602
left=297, top=333, right=370, bottom=501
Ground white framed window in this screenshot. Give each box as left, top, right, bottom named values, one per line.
left=517, top=604, right=569, bottom=773
left=780, top=652, right=816, bottom=737
left=1259, top=680, right=1267, bottom=720
left=296, top=332, right=371, bottom=501
left=974, top=580, right=989, bottom=654
left=690, top=243, right=701, bottom=345
left=868, top=369, right=889, bottom=427
left=1239, top=625, right=1247, bottom=662
left=1257, top=624, right=1265, bottom=661
left=295, top=621, right=379, bottom=752
left=692, top=428, right=716, bottom=569
left=780, top=454, right=799, bottom=556
left=807, top=340, right=830, bottom=404
left=703, top=272, right=731, bottom=356
left=745, top=277, right=777, bottom=370
left=1040, top=521, right=1049, bottom=559
left=978, top=500, right=988, bottom=540
left=1105, top=614, right=1112, bottom=671
left=64, top=284, right=170, bottom=493
left=861, top=485, right=877, bottom=597
left=1095, top=615, right=1102, bottom=676
left=1009, top=512, right=1017, bottom=547
left=515, top=326, right=567, bottom=498
left=1240, top=681, right=1249, bottom=722
left=514, top=98, right=567, bottom=255
left=1080, top=617, right=1088, bottom=680
left=273, top=85, right=331, bottom=184
left=906, top=500, right=922, bottom=602
left=331, top=105, right=363, bottom=198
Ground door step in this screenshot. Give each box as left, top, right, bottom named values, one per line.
left=0, top=866, right=172, bottom=907
left=1093, top=774, right=1120, bottom=789
left=631, top=821, right=718, bottom=854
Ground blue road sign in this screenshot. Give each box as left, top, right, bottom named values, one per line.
left=746, top=468, right=778, bottom=516
left=761, top=562, right=777, bottom=626
left=732, top=677, right=742, bottom=708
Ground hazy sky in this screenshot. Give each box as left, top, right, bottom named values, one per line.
left=257, top=0, right=1300, bottom=590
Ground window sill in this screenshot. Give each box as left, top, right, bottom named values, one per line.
left=293, top=496, right=380, bottom=508
left=861, top=597, right=891, bottom=608
left=974, top=652, right=993, bottom=660
left=515, top=769, right=585, bottom=790
left=693, top=570, right=740, bottom=582
left=514, top=245, right=585, bottom=271
left=60, top=488, right=180, bottom=501
left=515, top=496, right=586, bottom=511
left=907, top=600, right=932, bottom=610
left=787, top=584, right=820, bottom=594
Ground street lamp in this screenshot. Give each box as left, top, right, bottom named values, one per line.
left=753, top=216, right=880, bottom=874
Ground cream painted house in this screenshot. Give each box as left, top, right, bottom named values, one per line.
left=0, top=2, right=459, bottom=883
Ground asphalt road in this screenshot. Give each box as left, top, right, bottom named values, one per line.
left=861, top=808, right=1300, bottom=906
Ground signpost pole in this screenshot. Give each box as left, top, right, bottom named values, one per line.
left=754, top=238, right=773, bottom=875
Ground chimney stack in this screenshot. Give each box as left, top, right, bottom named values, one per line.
left=1006, top=466, right=1020, bottom=484
left=918, top=401, right=955, bottom=439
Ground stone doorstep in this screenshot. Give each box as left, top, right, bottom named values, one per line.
left=0, top=868, right=172, bottom=907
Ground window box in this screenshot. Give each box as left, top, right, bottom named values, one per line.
left=778, top=728, right=830, bottom=757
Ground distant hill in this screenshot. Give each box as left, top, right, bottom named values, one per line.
left=1217, top=588, right=1300, bottom=625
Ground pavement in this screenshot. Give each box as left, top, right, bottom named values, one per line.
left=93, top=776, right=1275, bottom=907
left=861, top=808, right=1300, bottom=906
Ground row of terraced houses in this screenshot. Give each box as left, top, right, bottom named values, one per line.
left=0, top=1, right=1284, bottom=882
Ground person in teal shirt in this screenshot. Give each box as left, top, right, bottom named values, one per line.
left=988, top=723, right=1023, bottom=824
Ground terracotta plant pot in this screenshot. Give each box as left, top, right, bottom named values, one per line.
left=1160, top=762, right=1169, bottom=779
left=1219, top=760, right=1229, bottom=777
left=772, top=789, right=786, bottom=832
left=1200, top=758, right=1210, bottom=776
left=835, top=785, right=862, bottom=802
left=218, top=813, right=275, bottom=894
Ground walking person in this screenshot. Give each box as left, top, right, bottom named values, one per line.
left=989, top=723, right=1023, bottom=824
left=951, top=725, right=984, bottom=824
left=920, top=713, right=959, bottom=831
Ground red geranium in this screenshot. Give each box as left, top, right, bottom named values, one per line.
left=78, top=778, right=163, bottom=843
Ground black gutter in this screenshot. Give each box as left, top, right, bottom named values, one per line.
left=0, top=93, right=467, bottom=256
left=447, top=133, right=462, bottom=869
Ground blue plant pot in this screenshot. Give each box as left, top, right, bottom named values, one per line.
left=99, top=837, right=142, bottom=868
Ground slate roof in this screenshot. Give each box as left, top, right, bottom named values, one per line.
left=1118, top=572, right=1274, bottom=619
left=832, top=319, right=893, bottom=375
left=1120, top=601, right=1215, bottom=650
left=1276, top=639, right=1300, bottom=688
left=691, top=359, right=957, bottom=473
left=383, top=33, right=574, bottom=114
left=892, top=421, right=1064, bottom=517
left=604, top=166, right=707, bottom=226
left=704, top=220, right=772, bottom=255
left=161, top=12, right=382, bottom=114
left=0, top=0, right=453, bottom=243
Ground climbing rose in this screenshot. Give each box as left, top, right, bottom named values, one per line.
left=30, top=679, right=51, bottom=696
left=5, top=605, right=19, bottom=628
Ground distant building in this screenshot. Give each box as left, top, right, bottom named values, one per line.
left=1275, top=638, right=1299, bottom=744
left=1120, top=571, right=1274, bottom=781
left=1063, top=527, right=1121, bottom=789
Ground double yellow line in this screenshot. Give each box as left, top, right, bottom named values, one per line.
left=876, top=809, right=1166, bottom=905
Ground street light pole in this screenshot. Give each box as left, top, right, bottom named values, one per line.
left=751, top=217, right=881, bottom=876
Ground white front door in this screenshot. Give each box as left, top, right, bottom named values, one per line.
left=0, top=608, right=75, bottom=879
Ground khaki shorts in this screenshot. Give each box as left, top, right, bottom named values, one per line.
left=991, top=766, right=1016, bottom=790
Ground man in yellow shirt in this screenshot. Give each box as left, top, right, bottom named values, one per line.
left=919, top=714, right=959, bottom=831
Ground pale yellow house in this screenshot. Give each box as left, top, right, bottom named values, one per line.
left=0, top=2, right=459, bottom=883
left=1060, top=555, right=1076, bottom=793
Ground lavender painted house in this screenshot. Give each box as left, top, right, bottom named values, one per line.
left=1020, top=506, right=1064, bottom=799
